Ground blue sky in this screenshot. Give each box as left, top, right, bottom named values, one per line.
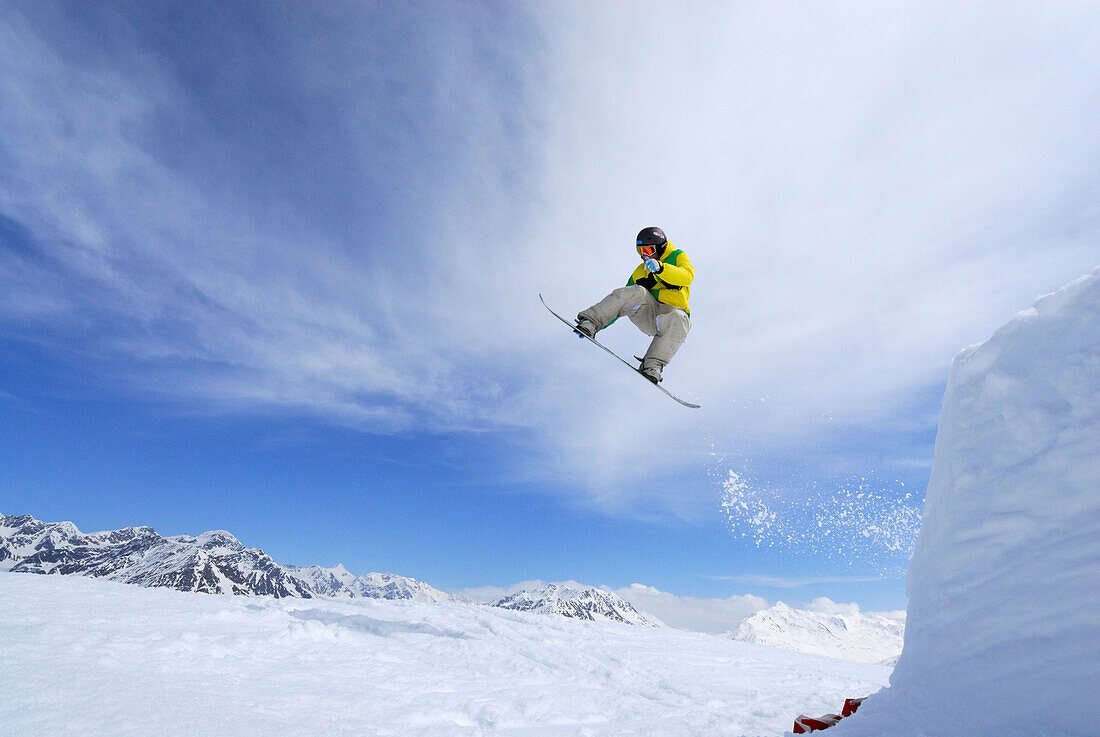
left=2, top=1, right=1098, bottom=617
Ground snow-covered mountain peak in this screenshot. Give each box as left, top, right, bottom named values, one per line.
left=493, top=583, right=663, bottom=627
left=285, top=565, right=347, bottom=596
left=1, top=514, right=460, bottom=604
left=98, top=526, right=159, bottom=544
left=187, top=530, right=244, bottom=550
left=0, top=514, right=311, bottom=597
left=730, top=600, right=904, bottom=664
left=354, top=572, right=453, bottom=603
left=285, top=565, right=452, bottom=603
left=51, top=520, right=81, bottom=537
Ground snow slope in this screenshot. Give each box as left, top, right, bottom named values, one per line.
left=0, top=572, right=889, bottom=737
left=839, top=267, right=1100, bottom=735
left=731, top=600, right=904, bottom=665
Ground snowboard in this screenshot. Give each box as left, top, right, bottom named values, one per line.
left=540, top=293, right=701, bottom=409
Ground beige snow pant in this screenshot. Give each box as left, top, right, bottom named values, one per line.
left=579, top=285, right=691, bottom=371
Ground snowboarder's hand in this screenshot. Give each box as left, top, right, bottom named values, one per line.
left=644, top=257, right=663, bottom=273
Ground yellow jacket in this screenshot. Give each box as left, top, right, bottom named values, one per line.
left=627, top=242, right=694, bottom=314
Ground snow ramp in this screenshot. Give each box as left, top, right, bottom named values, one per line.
left=835, top=266, right=1100, bottom=736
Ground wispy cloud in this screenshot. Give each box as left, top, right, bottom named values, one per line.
left=0, top=3, right=538, bottom=434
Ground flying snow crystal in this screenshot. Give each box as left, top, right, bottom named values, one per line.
left=720, top=470, right=921, bottom=572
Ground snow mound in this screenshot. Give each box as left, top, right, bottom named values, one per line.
left=839, top=267, right=1100, bottom=735
left=731, top=600, right=904, bottom=664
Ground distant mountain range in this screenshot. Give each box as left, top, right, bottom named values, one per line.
left=492, top=583, right=663, bottom=627
left=1, top=513, right=904, bottom=659
left=729, top=601, right=904, bottom=664
left=0, top=514, right=448, bottom=602
left=0, top=514, right=669, bottom=629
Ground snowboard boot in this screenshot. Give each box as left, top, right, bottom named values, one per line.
left=574, top=316, right=598, bottom=339
left=640, top=362, right=663, bottom=384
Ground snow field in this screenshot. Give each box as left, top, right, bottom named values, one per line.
left=0, top=572, right=890, bottom=737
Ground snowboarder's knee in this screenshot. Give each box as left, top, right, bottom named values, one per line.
left=612, top=285, right=650, bottom=301
left=657, top=308, right=691, bottom=336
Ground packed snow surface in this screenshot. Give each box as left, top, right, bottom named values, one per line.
left=0, top=572, right=890, bottom=737
left=838, top=267, right=1100, bottom=735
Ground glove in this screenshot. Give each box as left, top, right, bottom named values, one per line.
left=644, top=257, right=663, bottom=273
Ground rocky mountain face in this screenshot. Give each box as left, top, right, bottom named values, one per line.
left=493, top=583, right=663, bottom=627
left=729, top=601, right=904, bottom=664
left=0, top=514, right=312, bottom=597
left=0, top=514, right=449, bottom=602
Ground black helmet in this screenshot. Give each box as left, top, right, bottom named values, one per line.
left=636, top=226, right=667, bottom=247
left=636, top=226, right=667, bottom=258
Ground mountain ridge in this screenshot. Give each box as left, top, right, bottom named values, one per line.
left=0, top=513, right=448, bottom=602
left=493, top=582, right=664, bottom=627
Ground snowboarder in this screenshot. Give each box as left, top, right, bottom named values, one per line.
left=574, top=227, right=694, bottom=383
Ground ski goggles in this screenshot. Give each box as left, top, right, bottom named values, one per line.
left=636, top=243, right=659, bottom=258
